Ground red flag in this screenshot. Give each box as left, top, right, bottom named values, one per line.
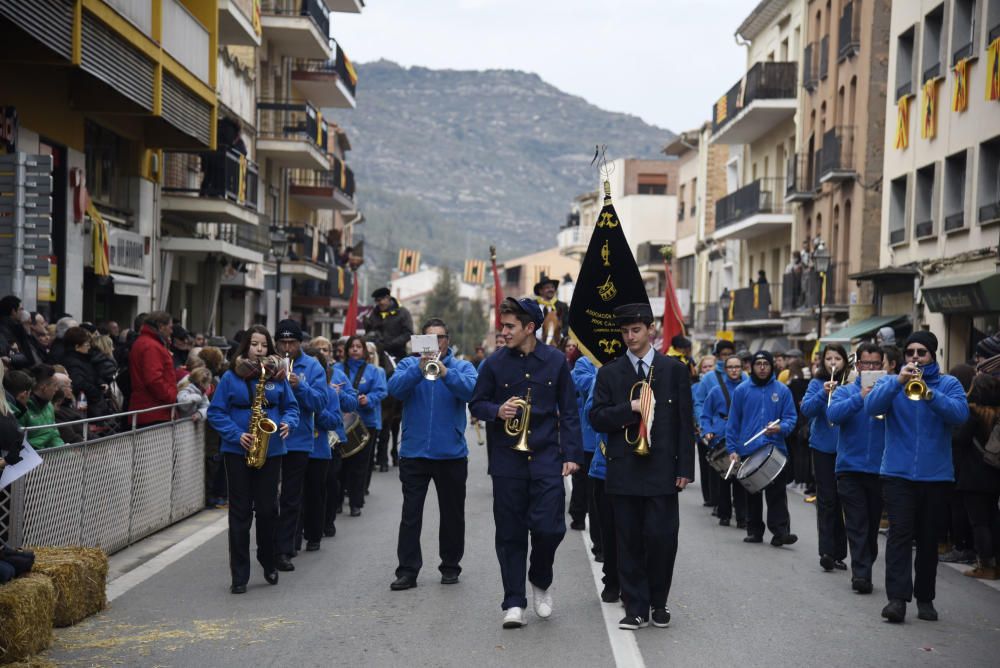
left=342, top=271, right=359, bottom=337
left=660, top=259, right=686, bottom=353
left=490, top=245, right=503, bottom=331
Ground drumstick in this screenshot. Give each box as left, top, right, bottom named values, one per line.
left=743, top=419, right=781, bottom=448
left=724, top=458, right=737, bottom=480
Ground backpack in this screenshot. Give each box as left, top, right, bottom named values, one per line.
left=973, top=418, right=1000, bottom=470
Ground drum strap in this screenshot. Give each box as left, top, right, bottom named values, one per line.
left=351, top=362, right=368, bottom=390
left=715, top=371, right=731, bottom=413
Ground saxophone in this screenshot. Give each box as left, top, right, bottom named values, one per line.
left=246, top=363, right=278, bottom=469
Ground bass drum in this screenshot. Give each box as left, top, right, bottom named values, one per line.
left=736, top=444, right=787, bottom=494
left=340, top=412, right=371, bottom=459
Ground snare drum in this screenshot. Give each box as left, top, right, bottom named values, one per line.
left=736, top=444, right=787, bottom=494
left=705, top=440, right=731, bottom=477
left=340, top=412, right=371, bottom=459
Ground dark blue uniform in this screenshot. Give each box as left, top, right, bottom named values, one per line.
left=470, top=342, right=583, bottom=610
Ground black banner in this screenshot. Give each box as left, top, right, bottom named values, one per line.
left=568, top=190, right=649, bottom=367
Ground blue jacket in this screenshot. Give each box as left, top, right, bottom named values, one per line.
left=331, top=366, right=359, bottom=440
left=208, top=370, right=299, bottom=458
left=387, top=349, right=478, bottom=459
left=827, top=378, right=885, bottom=474
left=865, top=362, right=969, bottom=482
left=284, top=352, right=329, bottom=453
left=312, top=383, right=343, bottom=460
left=724, top=375, right=797, bottom=457
left=572, top=357, right=600, bottom=453
left=337, top=359, right=388, bottom=430
left=470, top=342, right=583, bottom=479
left=800, top=377, right=840, bottom=454
left=588, top=443, right=606, bottom=480
left=694, top=362, right=748, bottom=428
left=698, top=373, right=744, bottom=447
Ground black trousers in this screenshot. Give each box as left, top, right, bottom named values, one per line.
left=942, top=486, right=973, bottom=550
left=963, top=492, right=1000, bottom=562
left=275, top=451, right=310, bottom=557
left=324, top=450, right=343, bottom=531
left=395, top=457, right=468, bottom=578
left=746, top=467, right=791, bottom=538
left=590, top=477, right=618, bottom=589
left=696, top=439, right=717, bottom=505
left=717, top=475, right=747, bottom=523
left=377, top=426, right=393, bottom=467
left=813, top=450, right=847, bottom=560
left=792, top=435, right=814, bottom=485
left=302, top=457, right=330, bottom=543
left=492, top=475, right=566, bottom=610
left=612, top=493, right=679, bottom=618
left=882, top=477, right=948, bottom=602
left=569, top=451, right=601, bottom=549
left=837, top=472, right=883, bottom=581
left=224, top=453, right=281, bottom=586
left=342, top=435, right=375, bottom=509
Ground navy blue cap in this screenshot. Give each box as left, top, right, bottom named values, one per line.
left=503, top=297, right=544, bottom=330
left=276, top=319, right=303, bottom=341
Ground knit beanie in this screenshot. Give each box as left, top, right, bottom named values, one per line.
left=750, top=350, right=774, bottom=386
left=904, top=331, right=938, bottom=360
left=975, top=334, right=1000, bottom=359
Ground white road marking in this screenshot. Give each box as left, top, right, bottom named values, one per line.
left=106, top=514, right=229, bottom=602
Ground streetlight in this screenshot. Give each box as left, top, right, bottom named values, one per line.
left=270, top=224, right=289, bottom=322
left=719, top=287, right=732, bottom=334
left=812, top=241, right=831, bottom=340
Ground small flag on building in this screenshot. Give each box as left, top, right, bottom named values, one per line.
left=463, top=259, right=486, bottom=284
left=952, top=58, right=971, bottom=112
left=397, top=248, right=421, bottom=274
left=920, top=77, right=940, bottom=139
left=490, top=246, right=503, bottom=331
left=987, top=36, right=1000, bottom=101
left=895, top=95, right=912, bottom=150
left=88, top=203, right=110, bottom=277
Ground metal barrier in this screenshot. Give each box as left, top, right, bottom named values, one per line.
left=1, top=403, right=205, bottom=553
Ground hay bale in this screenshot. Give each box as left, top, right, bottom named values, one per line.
left=29, top=547, right=108, bottom=628
left=0, top=573, right=55, bottom=664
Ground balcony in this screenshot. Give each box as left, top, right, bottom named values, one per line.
left=692, top=303, right=721, bottom=334
left=710, top=62, right=798, bottom=144
left=219, top=0, right=261, bottom=47
left=321, top=0, right=364, bottom=13
left=818, top=126, right=856, bottom=183
left=288, top=159, right=356, bottom=211
left=161, top=150, right=261, bottom=226
left=714, top=178, right=794, bottom=240
left=781, top=264, right=840, bottom=313
left=803, top=42, right=819, bottom=91
left=557, top=225, right=589, bottom=258
left=282, top=226, right=330, bottom=280
left=636, top=242, right=670, bottom=271
left=291, top=45, right=357, bottom=109
left=730, top=284, right=782, bottom=324
left=944, top=211, right=965, bottom=232
left=837, top=1, right=861, bottom=61
left=819, top=35, right=830, bottom=80
left=260, top=0, right=332, bottom=61
left=785, top=153, right=819, bottom=202
left=256, top=100, right=331, bottom=170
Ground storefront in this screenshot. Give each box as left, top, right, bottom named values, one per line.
left=923, top=269, right=1000, bottom=368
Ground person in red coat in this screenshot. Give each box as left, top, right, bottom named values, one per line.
left=129, top=311, right=178, bottom=426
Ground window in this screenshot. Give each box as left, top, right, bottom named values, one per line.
left=896, top=26, right=916, bottom=99
left=979, top=136, right=1000, bottom=224
left=504, top=265, right=521, bottom=286
left=943, top=150, right=968, bottom=231
left=952, top=0, right=977, bottom=64
left=989, top=0, right=1000, bottom=44
left=889, top=175, right=908, bottom=245
left=922, top=5, right=944, bottom=81
left=678, top=184, right=686, bottom=219
left=637, top=173, right=667, bottom=195
left=914, top=162, right=937, bottom=238
left=84, top=121, right=134, bottom=220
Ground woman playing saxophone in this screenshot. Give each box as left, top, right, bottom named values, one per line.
left=207, top=325, right=299, bottom=594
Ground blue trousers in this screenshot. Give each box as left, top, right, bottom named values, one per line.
left=491, top=475, right=566, bottom=610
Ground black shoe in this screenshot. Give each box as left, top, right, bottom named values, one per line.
left=702, top=501, right=714, bottom=507
left=570, top=519, right=586, bottom=531
left=771, top=533, right=798, bottom=547
left=264, top=570, right=279, bottom=585
left=736, top=520, right=747, bottom=529
left=710, top=508, right=719, bottom=517
left=594, top=552, right=604, bottom=563
left=820, top=554, right=836, bottom=571
left=744, top=534, right=763, bottom=543
left=852, top=578, right=873, bottom=594
left=323, top=524, right=336, bottom=538
left=719, top=518, right=731, bottom=527
left=350, top=507, right=361, bottom=517
left=440, top=573, right=459, bottom=585
left=392, top=458, right=399, bottom=467
left=882, top=599, right=906, bottom=623
left=390, top=574, right=417, bottom=591
left=916, top=600, right=938, bottom=621
left=651, top=607, right=671, bottom=628
left=230, top=584, right=247, bottom=594
left=275, top=555, right=295, bottom=572
left=379, top=464, right=389, bottom=472
left=306, top=541, right=321, bottom=552
left=833, top=560, right=847, bottom=571
left=335, top=504, right=343, bottom=515
left=618, top=614, right=649, bottom=630
left=601, top=585, right=619, bottom=603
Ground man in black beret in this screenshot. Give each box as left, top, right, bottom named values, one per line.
left=363, top=287, right=413, bottom=361
left=590, top=302, right=695, bottom=631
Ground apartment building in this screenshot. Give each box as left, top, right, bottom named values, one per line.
left=875, top=0, right=1000, bottom=368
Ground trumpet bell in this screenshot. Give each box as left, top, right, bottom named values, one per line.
left=904, top=378, right=928, bottom=400
left=633, top=435, right=651, bottom=456
left=423, top=359, right=442, bottom=381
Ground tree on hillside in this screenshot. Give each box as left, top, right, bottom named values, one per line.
left=422, top=268, right=488, bottom=356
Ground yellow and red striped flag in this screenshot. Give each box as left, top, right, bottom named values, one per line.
left=920, top=78, right=940, bottom=140
left=397, top=248, right=421, bottom=274
left=463, top=259, right=486, bottom=284
left=952, top=58, right=971, bottom=112
left=895, top=95, right=912, bottom=150
left=987, top=36, right=1000, bottom=101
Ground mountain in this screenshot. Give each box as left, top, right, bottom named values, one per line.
left=329, top=60, right=674, bottom=285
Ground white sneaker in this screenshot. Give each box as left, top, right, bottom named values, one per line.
left=532, top=584, right=553, bottom=618
left=503, top=606, right=525, bottom=629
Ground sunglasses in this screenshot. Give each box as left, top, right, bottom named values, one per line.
left=904, top=347, right=929, bottom=357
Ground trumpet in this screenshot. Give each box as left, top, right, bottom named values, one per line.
left=422, top=352, right=443, bottom=381
left=504, top=388, right=533, bottom=453
left=904, top=364, right=930, bottom=400
left=624, top=365, right=654, bottom=456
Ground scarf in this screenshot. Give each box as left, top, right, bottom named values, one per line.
left=536, top=296, right=558, bottom=309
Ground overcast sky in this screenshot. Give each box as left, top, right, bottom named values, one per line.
left=332, top=0, right=763, bottom=132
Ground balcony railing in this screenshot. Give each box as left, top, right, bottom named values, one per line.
left=731, top=284, right=781, bottom=321
left=716, top=178, right=789, bottom=230
left=819, top=35, right=830, bottom=79
left=217, top=222, right=270, bottom=253
left=990, top=23, right=1000, bottom=44
left=980, top=200, right=1000, bottom=225
left=261, top=0, right=329, bottom=39
left=837, top=1, right=861, bottom=61
left=915, top=219, right=934, bottom=238
left=923, top=62, right=941, bottom=82
left=292, top=44, right=358, bottom=99
left=331, top=157, right=355, bottom=198
left=163, top=149, right=259, bottom=210
left=781, top=264, right=839, bottom=312
left=257, top=99, right=329, bottom=150
left=889, top=228, right=906, bottom=245
left=692, top=303, right=721, bottom=333
left=786, top=153, right=819, bottom=200
left=803, top=42, right=819, bottom=91
left=953, top=41, right=974, bottom=65
left=712, top=62, right=798, bottom=134
left=818, top=126, right=856, bottom=181
left=944, top=211, right=965, bottom=232
left=289, top=161, right=356, bottom=199
left=896, top=80, right=913, bottom=100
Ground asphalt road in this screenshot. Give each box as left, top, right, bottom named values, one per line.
left=46, top=424, right=1000, bottom=667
